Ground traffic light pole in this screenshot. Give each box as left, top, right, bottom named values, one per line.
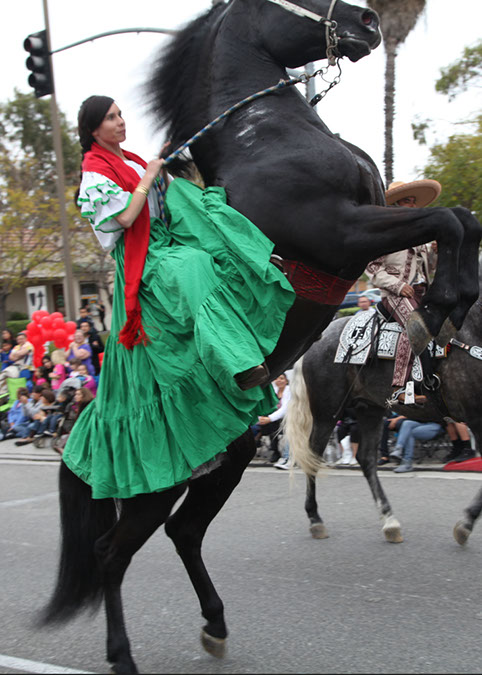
left=42, top=0, right=76, bottom=321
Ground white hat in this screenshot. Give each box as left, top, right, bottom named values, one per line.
left=385, top=179, right=442, bottom=207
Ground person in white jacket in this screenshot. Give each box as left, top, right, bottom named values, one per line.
left=252, top=373, right=291, bottom=466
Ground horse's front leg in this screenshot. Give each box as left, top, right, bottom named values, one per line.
left=164, top=431, right=255, bottom=658
left=96, top=488, right=186, bottom=674
left=355, top=407, right=403, bottom=543
left=438, top=207, right=482, bottom=344
left=340, top=204, right=465, bottom=355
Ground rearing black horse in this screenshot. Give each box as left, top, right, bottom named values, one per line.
left=149, top=0, right=481, bottom=366
left=40, top=2, right=481, bottom=673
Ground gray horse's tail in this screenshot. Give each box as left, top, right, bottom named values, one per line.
left=283, top=358, right=323, bottom=476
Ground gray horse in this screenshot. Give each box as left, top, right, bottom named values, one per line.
left=285, top=292, right=482, bottom=545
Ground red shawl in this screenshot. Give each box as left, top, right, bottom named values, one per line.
left=82, top=142, right=150, bottom=349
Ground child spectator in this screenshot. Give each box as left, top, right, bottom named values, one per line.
left=11, top=385, right=44, bottom=442
left=32, top=367, right=49, bottom=388
left=49, top=350, right=68, bottom=391
left=76, top=363, right=97, bottom=396
left=1, top=340, right=14, bottom=370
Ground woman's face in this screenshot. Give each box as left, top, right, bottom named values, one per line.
left=92, top=102, right=126, bottom=147
left=74, top=330, right=85, bottom=343
left=275, top=374, right=287, bottom=387
left=74, top=389, right=82, bottom=403
left=43, top=358, right=52, bottom=368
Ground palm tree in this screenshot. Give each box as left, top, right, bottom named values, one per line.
left=366, top=0, right=426, bottom=186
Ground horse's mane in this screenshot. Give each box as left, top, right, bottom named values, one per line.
left=144, top=2, right=228, bottom=174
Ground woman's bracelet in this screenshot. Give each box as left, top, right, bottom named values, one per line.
left=135, top=185, right=149, bottom=197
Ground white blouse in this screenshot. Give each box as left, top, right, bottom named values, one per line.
left=77, top=159, right=162, bottom=252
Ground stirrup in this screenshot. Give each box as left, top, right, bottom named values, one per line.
left=423, top=373, right=441, bottom=392
left=388, top=386, right=426, bottom=408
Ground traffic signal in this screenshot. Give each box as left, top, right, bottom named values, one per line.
left=24, top=30, right=54, bottom=98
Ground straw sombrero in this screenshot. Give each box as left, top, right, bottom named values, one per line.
left=385, top=179, right=442, bottom=207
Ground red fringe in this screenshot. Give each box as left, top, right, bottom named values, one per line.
left=118, top=308, right=150, bottom=350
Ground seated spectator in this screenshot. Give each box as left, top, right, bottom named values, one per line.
left=356, top=295, right=373, bottom=312
left=52, top=387, right=94, bottom=455
left=10, top=385, right=44, bottom=442
left=76, top=363, right=97, bottom=396
left=377, top=412, right=407, bottom=465
left=444, top=421, right=475, bottom=463
left=15, top=389, right=60, bottom=445
left=79, top=320, right=104, bottom=376
left=1, top=339, right=14, bottom=370
left=66, top=330, right=96, bottom=376
left=9, top=332, right=34, bottom=388
left=0, top=386, right=30, bottom=441
left=49, top=349, right=68, bottom=391
left=251, top=373, right=291, bottom=464
left=389, top=419, right=444, bottom=473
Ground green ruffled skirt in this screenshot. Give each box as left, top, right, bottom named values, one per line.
left=63, top=178, right=295, bottom=499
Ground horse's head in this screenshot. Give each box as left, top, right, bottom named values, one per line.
left=254, top=0, right=381, bottom=68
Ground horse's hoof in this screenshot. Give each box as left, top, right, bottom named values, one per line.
left=310, top=522, right=329, bottom=539
left=383, top=525, right=403, bottom=543
left=435, top=317, right=457, bottom=347
left=453, top=521, right=472, bottom=546
left=201, top=630, right=226, bottom=659
left=406, top=311, right=432, bottom=356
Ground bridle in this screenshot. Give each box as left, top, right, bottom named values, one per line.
left=265, top=0, right=339, bottom=65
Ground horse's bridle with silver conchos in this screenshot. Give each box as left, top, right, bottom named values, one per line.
left=265, top=0, right=339, bottom=65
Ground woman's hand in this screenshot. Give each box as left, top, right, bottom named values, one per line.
left=400, top=283, right=414, bottom=298
left=258, top=416, right=271, bottom=425
left=144, top=158, right=165, bottom=182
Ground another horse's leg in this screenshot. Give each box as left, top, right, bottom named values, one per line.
left=355, top=404, right=403, bottom=543
left=437, top=208, right=482, bottom=345
left=164, top=430, right=255, bottom=658
left=305, top=474, right=329, bottom=539
left=96, top=487, right=187, bottom=674
left=453, top=487, right=482, bottom=546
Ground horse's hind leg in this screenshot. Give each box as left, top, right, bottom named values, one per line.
left=355, top=404, right=403, bottom=543
left=305, top=474, right=329, bottom=539
left=438, top=208, right=482, bottom=344
left=164, top=430, right=255, bottom=658
left=454, top=486, right=482, bottom=546
left=96, top=487, right=186, bottom=674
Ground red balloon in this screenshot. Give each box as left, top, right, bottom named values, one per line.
left=53, top=328, right=67, bottom=349
left=65, top=321, right=77, bottom=334
left=50, top=312, right=64, bottom=321
left=30, top=335, right=44, bottom=348
left=41, top=315, right=53, bottom=330
left=52, top=317, right=66, bottom=330
left=31, top=311, right=43, bottom=322
left=26, top=321, right=41, bottom=337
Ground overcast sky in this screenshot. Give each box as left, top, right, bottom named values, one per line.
left=2, top=0, right=481, bottom=184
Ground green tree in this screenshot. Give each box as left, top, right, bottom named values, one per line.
left=366, top=0, right=426, bottom=186
left=423, top=116, right=482, bottom=222
left=435, top=40, right=482, bottom=101
left=0, top=91, right=112, bottom=327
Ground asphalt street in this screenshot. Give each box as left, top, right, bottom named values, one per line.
left=1, top=452, right=482, bottom=674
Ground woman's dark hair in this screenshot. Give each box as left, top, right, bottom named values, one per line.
left=41, top=389, right=56, bottom=404
left=77, top=95, right=114, bottom=154
left=75, top=387, right=95, bottom=418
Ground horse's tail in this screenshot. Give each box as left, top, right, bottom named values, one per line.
left=283, top=358, right=323, bottom=477
left=38, top=462, right=118, bottom=626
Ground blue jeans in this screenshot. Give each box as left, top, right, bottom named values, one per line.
left=395, top=421, right=443, bottom=462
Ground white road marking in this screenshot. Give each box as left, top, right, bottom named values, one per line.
left=0, top=654, right=94, bottom=674
left=0, top=492, right=58, bottom=508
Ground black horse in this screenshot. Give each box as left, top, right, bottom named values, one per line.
left=40, top=2, right=481, bottom=673
left=285, top=283, right=482, bottom=545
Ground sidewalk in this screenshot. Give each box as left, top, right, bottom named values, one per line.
left=0, top=436, right=60, bottom=464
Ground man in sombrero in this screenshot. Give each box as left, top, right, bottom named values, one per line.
left=365, top=178, right=442, bottom=406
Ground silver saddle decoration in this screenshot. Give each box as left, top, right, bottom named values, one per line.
left=335, top=310, right=446, bottom=381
